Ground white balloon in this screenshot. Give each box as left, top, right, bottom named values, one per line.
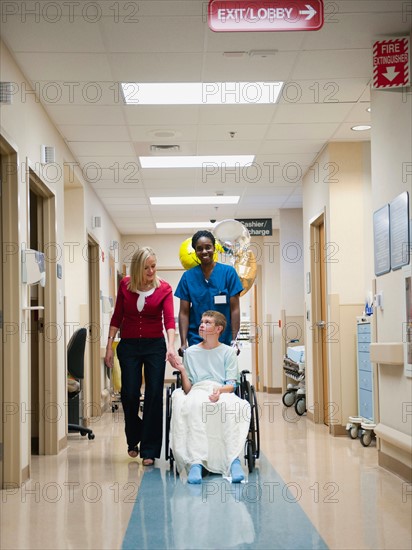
left=213, top=219, right=250, bottom=255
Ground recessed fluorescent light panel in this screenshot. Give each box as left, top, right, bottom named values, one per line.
left=156, top=222, right=214, bottom=229
left=140, top=155, right=254, bottom=168
left=150, top=196, right=239, bottom=205
left=121, top=82, right=283, bottom=105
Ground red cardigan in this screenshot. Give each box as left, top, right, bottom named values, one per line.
left=110, top=277, right=175, bottom=339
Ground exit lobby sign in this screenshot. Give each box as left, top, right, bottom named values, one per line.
left=208, top=0, right=324, bottom=32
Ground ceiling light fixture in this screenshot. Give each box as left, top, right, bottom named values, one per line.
left=156, top=222, right=214, bottom=229
left=121, top=82, right=283, bottom=105
left=150, top=144, right=180, bottom=152
left=248, top=49, right=278, bottom=57
left=140, top=155, right=254, bottom=168
left=222, top=51, right=247, bottom=57
left=150, top=196, right=239, bottom=205
left=351, top=125, right=371, bottom=131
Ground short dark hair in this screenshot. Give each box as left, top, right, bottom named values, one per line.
left=191, top=230, right=215, bottom=249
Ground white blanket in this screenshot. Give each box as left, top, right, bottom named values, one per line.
left=170, top=381, right=251, bottom=477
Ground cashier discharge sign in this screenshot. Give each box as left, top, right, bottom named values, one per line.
left=208, top=0, right=324, bottom=32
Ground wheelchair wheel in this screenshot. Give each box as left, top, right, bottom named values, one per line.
left=250, top=385, right=260, bottom=459
left=246, top=439, right=255, bottom=473
left=165, top=383, right=175, bottom=463
left=242, top=380, right=260, bottom=468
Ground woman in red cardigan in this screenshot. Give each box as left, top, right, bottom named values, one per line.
left=105, top=246, right=177, bottom=464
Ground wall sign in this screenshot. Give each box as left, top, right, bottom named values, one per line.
left=373, top=204, right=391, bottom=276
left=373, top=37, right=411, bottom=89
left=236, top=218, right=273, bottom=236
left=208, top=0, right=324, bottom=32
left=390, top=191, right=410, bottom=270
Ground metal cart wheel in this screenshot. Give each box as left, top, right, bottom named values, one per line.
left=282, top=389, right=296, bottom=407
left=360, top=431, right=373, bottom=447
left=88, top=433, right=95, bottom=440
left=295, top=396, right=306, bottom=416
left=348, top=425, right=359, bottom=439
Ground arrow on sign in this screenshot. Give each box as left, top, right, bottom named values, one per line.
left=299, top=4, right=316, bottom=20
left=383, top=66, right=400, bottom=81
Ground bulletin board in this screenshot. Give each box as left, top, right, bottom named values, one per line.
left=373, top=204, right=391, bottom=276
left=390, top=191, right=410, bottom=270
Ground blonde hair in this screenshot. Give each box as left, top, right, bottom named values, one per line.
left=201, top=310, right=227, bottom=332
left=127, top=247, right=160, bottom=293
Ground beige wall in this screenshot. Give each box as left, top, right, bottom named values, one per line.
left=279, top=208, right=304, bottom=316
left=301, top=63, right=412, bottom=477
left=303, top=141, right=371, bottom=427
left=370, top=65, right=412, bottom=472
left=1, top=40, right=67, bottom=475
left=1, top=41, right=121, bottom=483
left=328, top=142, right=372, bottom=302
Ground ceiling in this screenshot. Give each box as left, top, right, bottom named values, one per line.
left=0, top=1, right=410, bottom=234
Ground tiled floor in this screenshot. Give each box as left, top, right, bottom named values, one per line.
left=1, top=392, right=411, bottom=550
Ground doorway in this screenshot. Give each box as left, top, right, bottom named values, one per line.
left=0, top=140, right=20, bottom=486
left=28, top=169, right=58, bottom=455
left=0, top=154, right=3, bottom=485
left=87, top=235, right=101, bottom=419
left=28, top=187, right=44, bottom=455
left=310, top=213, right=330, bottom=425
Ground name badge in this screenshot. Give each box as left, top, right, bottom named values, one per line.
left=214, top=295, right=227, bottom=305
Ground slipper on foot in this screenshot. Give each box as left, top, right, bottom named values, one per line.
left=142, top=458, right=155, bottom=466
left=128, top=446, right=139, bottom=458
left=188, top=464, right=202, bottom=484
left=230, top=458, right=245, bottom=483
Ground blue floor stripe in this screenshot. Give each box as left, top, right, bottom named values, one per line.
left=122, top=454, right=329, bottom=550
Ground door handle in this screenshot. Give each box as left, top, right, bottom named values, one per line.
left=316, top=320, right=326, bottom=328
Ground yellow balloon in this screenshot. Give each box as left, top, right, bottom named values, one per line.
left=179, top=238, right=200, bottom=270
left=179, top=238, right=224, bottom=270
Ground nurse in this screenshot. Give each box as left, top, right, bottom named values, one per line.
left=175, top=230, right=243, bottom=355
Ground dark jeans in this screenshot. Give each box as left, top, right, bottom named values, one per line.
left=116, top=337, right=166, bottom=458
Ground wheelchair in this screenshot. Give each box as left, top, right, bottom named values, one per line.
left=165, top=368, right=260, bottom=473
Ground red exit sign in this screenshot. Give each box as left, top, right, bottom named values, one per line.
left=208, top=0, right=324, bottom=32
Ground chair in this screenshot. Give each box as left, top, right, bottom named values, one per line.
left=67, top=328, right=95, bottom=440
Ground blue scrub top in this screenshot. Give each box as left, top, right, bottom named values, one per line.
left=175, top=262, right=243, bottom=345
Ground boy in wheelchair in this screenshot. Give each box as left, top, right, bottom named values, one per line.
left=169, top=310, right=250, bottom=484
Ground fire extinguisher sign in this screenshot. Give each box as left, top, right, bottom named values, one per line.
left=373, top=37, right=410, bottom=89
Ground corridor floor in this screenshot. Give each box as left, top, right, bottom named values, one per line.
left=1, top=393, right=411, bottom=550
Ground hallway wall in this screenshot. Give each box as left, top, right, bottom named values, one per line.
left=0, top=41, right=121, bottom=484
left=302, top=141, right=372, bottom=431
left=370, top=73, right=412, bottom=476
